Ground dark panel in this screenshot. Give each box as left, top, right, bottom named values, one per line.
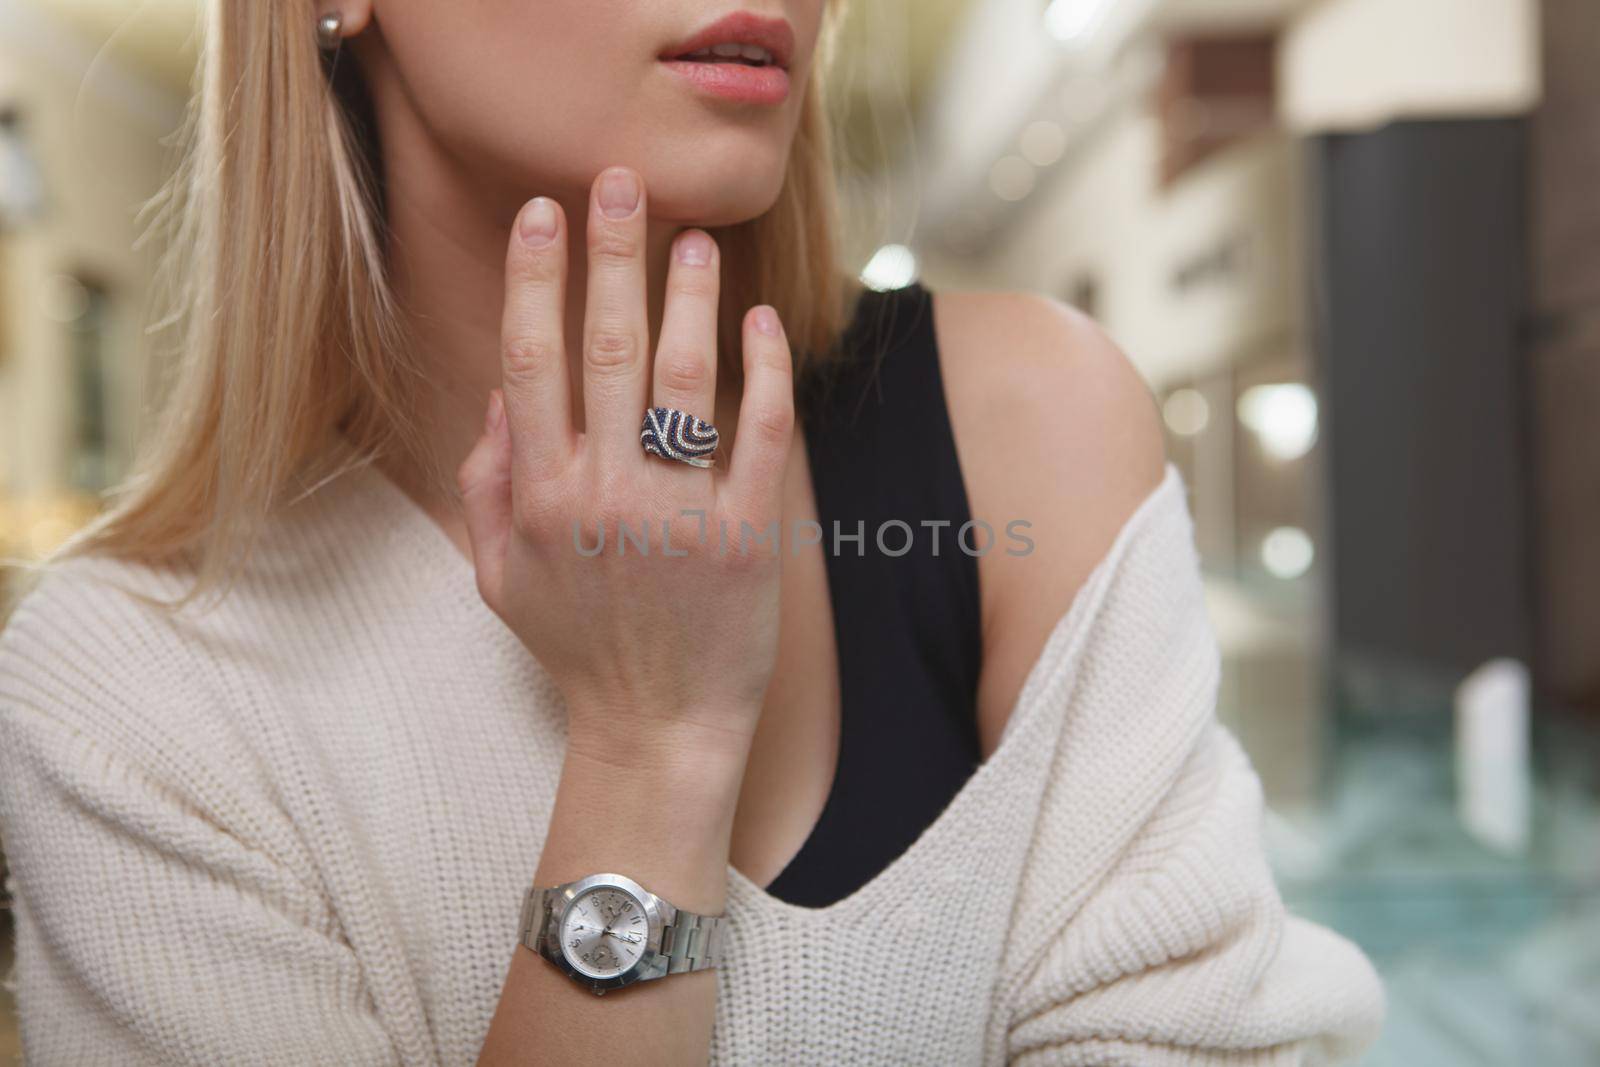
left=1308, top=118, right=1533, bottom=679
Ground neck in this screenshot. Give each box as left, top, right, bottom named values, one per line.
left=370, top=78, right=679, bottom=510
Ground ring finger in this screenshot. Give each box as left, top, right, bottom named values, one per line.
left=651, top=229, right=721, bottom=469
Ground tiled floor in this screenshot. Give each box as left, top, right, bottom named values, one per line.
left=1232, top=671, right=1600, bottom=1065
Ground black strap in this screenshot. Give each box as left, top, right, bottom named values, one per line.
left=765, top=283, right=984, bottom=908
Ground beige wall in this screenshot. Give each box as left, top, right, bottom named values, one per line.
left=0, top=0, right=182, bottom=519
left=1280, top=0, right=1541, bottom=132
left=923, top=107, right=1304, bottom=393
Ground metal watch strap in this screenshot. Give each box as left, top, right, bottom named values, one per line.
left=519, top=883, right=725, bottom=974
left=659, top=906, right=724, bottom=973
left=519, top=885, right=551, bottom=953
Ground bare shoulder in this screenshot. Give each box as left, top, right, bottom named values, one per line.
left=930, top=289, right=1167, bottom=754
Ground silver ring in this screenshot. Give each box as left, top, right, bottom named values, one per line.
left=641, top=407, right=719, bottom=469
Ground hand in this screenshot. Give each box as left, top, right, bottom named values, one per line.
left=457, top=166, right=795, bottom=768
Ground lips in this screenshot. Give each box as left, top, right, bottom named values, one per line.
left=660, top=11, right=796, bottom=106
left=661, top=11, right=795, bottom=70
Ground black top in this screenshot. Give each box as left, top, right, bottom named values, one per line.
left=763, top=281, right=984, bottom=909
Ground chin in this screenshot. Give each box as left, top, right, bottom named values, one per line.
left=641, top=143, right=794, bottom=228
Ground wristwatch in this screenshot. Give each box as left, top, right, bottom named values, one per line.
left=519, top=872, right=726, bottom=995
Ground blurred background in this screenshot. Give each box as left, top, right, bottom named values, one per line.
left=2, top=0, right=1598, bottom=1062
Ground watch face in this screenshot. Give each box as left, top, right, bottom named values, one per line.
left=559, top=885, right=650, bottom=979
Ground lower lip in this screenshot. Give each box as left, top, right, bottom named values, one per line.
left=660, top=60, right=791, bottom=106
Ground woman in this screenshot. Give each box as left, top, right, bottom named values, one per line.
left=0, top=1, right=1385, bottom=1064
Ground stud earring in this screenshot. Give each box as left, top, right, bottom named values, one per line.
left=316, top=11, right=344, bottom=50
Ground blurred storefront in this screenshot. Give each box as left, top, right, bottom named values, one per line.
left=0, top=0, right=189, bottom=570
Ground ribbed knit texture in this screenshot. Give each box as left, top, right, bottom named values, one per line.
left=0, top=461, right=1385, bottom=1065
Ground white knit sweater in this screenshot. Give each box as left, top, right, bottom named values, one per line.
left=0, top=460, right=1385, bottom=1065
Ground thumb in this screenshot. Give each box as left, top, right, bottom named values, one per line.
left=457, top=389, right=513, bottom=609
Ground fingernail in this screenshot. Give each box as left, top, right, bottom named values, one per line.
left=520, top=198, right=557, bottom=245
left=676, top=231, right=713, bottom=267
left=487, top=390, right=505, bottom=433
left=753, top=306, right=782, bottom=337
left=598, top=168, right=640, bottom=219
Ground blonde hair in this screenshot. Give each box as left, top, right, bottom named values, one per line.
left=38, top=0, right=862, bottom=610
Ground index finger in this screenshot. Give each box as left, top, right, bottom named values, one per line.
left=500, top=195, right=575, bottom=479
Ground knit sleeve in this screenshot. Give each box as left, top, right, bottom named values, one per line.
left=0, top=579, right=402, bottom=1066
left=1004, top=722, right=1386, bottom=1066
